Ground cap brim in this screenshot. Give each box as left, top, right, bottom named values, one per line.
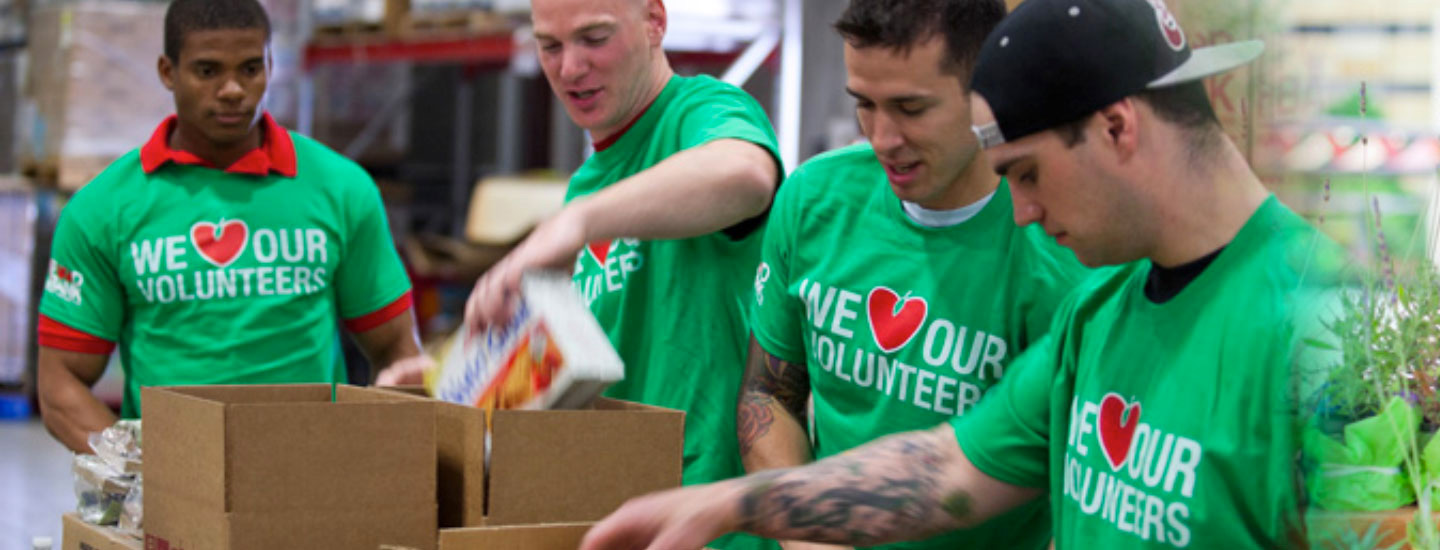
left=1147, top=40, right=1265, bottom=89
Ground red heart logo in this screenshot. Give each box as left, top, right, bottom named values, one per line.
left=1098, top=393, right=1142, bottom=471
left=1145, top=0, right=1187, bottom=51
left=587, top=240, right=613, bottom=265
left=190, top=220, right=249, bottom=268
left=866, top=287, right=927, bottom=353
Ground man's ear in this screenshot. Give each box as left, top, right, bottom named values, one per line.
left=1097, top=98, right=1140, bottom=163
left=646, top=0, right=668, bottom=46
left=158, top=54, right=176, bottom=92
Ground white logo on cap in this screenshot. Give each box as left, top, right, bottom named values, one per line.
left=1144, top=0, right=1186, bottom=51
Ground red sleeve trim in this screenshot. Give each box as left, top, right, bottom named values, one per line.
left=344, top=290, right=414, bottom=333
left=38, top=315, right=116, bottom=355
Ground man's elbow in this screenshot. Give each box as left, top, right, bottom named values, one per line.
left=722, top=142, right=780, bottom=218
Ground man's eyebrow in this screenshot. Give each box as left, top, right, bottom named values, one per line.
left=994, top=156, right=1025, bottom=177
left=537, top=21, right=617, bottom=41
left=845, top=88, right=930, bottom=105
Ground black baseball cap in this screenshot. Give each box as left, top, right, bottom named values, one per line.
left=969, top=0, right=1263, bottom=148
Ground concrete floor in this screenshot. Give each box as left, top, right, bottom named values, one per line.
left=0, top=419, right=74, bottom=550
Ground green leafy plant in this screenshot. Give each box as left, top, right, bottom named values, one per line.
left=1304, top=81, right=1440, bottom=550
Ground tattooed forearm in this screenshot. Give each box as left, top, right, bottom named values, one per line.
left=733, top=427, right=983, bottom=546
left=738, top=337, right=812, bottom=460
left=741, top=339, right=810, bottom=419
left=737, top=392, right=777, bottom=456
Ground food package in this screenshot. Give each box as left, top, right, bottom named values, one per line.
left=117, top=477, right=143, bottom=537
left=73, top=420, right=143, bottom=527
left=72, top=454, right=133, bottom=525
left=429, top=272, right=624, bottom=413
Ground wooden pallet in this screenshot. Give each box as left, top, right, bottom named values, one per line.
left=312, top=20, right=386, bottom=40
left=20, top=160, right=56, bottom=185
left=311, top=12, right=509, bottom=43
left=400, top=11, right=509, bottom=37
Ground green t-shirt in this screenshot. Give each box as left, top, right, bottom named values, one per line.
left=953, top=196, right=1327, bottom=549
left=752, top=144, right=1091, bottom=550
left=39, top=132, right=411, bottom=418
left=566, top=74, right=781, bottom=550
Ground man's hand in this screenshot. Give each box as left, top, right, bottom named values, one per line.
left=580, top=482, right=745, bottom=550
left=465, top=139, right=778, bottom=330
left=582, top=426, right=1039, bottom=549
left=465, top=205, right=589, bottom=329
left=352, top=308, right=428, bottom=385
left=375, top=354, right=435, bottom=386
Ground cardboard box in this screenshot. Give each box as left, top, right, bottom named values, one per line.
left=464, top=177, right=568, bottom=246
left=431, top=273, right=624, bottom=413
left=61, top=513, right=142, bottom=550
left=142, top=385, right=438, bottom=550
left=384, top=387, right=684, bottom=529
left=436, top=522, right=592, bottom=550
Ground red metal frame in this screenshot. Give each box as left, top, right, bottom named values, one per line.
left=303, top=33, right=515, bottom=70
left=302, top=32, right=758, bottom=70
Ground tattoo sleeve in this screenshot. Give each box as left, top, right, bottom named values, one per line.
left=737, top=337, right=812, bottom=459
left=732, top=426, right=1029, bottom=546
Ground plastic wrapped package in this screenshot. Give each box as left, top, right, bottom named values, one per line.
left=72, top=454, right=132, bottom=525
left=117, top=477, right=142, bottom=536
left=88, top=419, right=142, bottom=473
left=73, top=420, right=143, bottom=527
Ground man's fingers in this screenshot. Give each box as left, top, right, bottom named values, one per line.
left=581, top=519, right=644, bottom=550
left=375, top=356, right=433, bottom=386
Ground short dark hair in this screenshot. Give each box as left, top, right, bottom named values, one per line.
left=164, top=0, right=272, bottom=62
left=834, top=0, right=1006, bottom=76
left=1055, top=81, right=1221, bottom=149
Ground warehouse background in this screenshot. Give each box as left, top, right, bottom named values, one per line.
left=0, top=0, right=1436, bottom=546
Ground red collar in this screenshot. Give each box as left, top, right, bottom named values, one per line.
left=593, top=93, right=661, bottom=152
left=140, top=112, right=298, bottom=177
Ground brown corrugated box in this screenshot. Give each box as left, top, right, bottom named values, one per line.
left=381, top=387, right=684, bottom=548
left=142, top=385, right=438, bottom=550
left=23, top=1, right=173, bottom=191
left=61, top=513, right=143, bottom=550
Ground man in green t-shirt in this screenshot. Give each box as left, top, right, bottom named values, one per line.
left=36, top=0, right=427, bottom=454
left=740, top=2, right=1089, bottom=550
left=462, top=1, right=782, bottom=549
left=580, top=1, right=1337, bottom=549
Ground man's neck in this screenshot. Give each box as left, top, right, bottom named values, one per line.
left=169, top=121, right=262, bottom=170
left=591, top=62, right=674, bottom=145
left=1146, top=137, right=1269, bottom=268
left=913, top=154, right=1001, bottom=211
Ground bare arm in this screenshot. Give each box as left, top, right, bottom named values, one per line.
left=739, top=337, right=855, bottom=550
left=37, top=347, right=116, bottom=454
left=581, top=426, right=1040, bottom=550
left=738, top=336, right=813, bottom=471
left=354, top=309, right=432, bottom=386
left=466, top=139, right=779, bottom=327
left=571, top=138, right=778, bottom=242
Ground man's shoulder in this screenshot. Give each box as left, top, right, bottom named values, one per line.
left=790, top=143, right=880, bottom=189
left=1063, top=262, right=1144, bottom=319
left=671, top=74, right=750, bottom=102
left=67, top=149, right=146, bottom=212
left=289, top=131, right=365, bottom=174
left=287, top=131, right=376, bottom=195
